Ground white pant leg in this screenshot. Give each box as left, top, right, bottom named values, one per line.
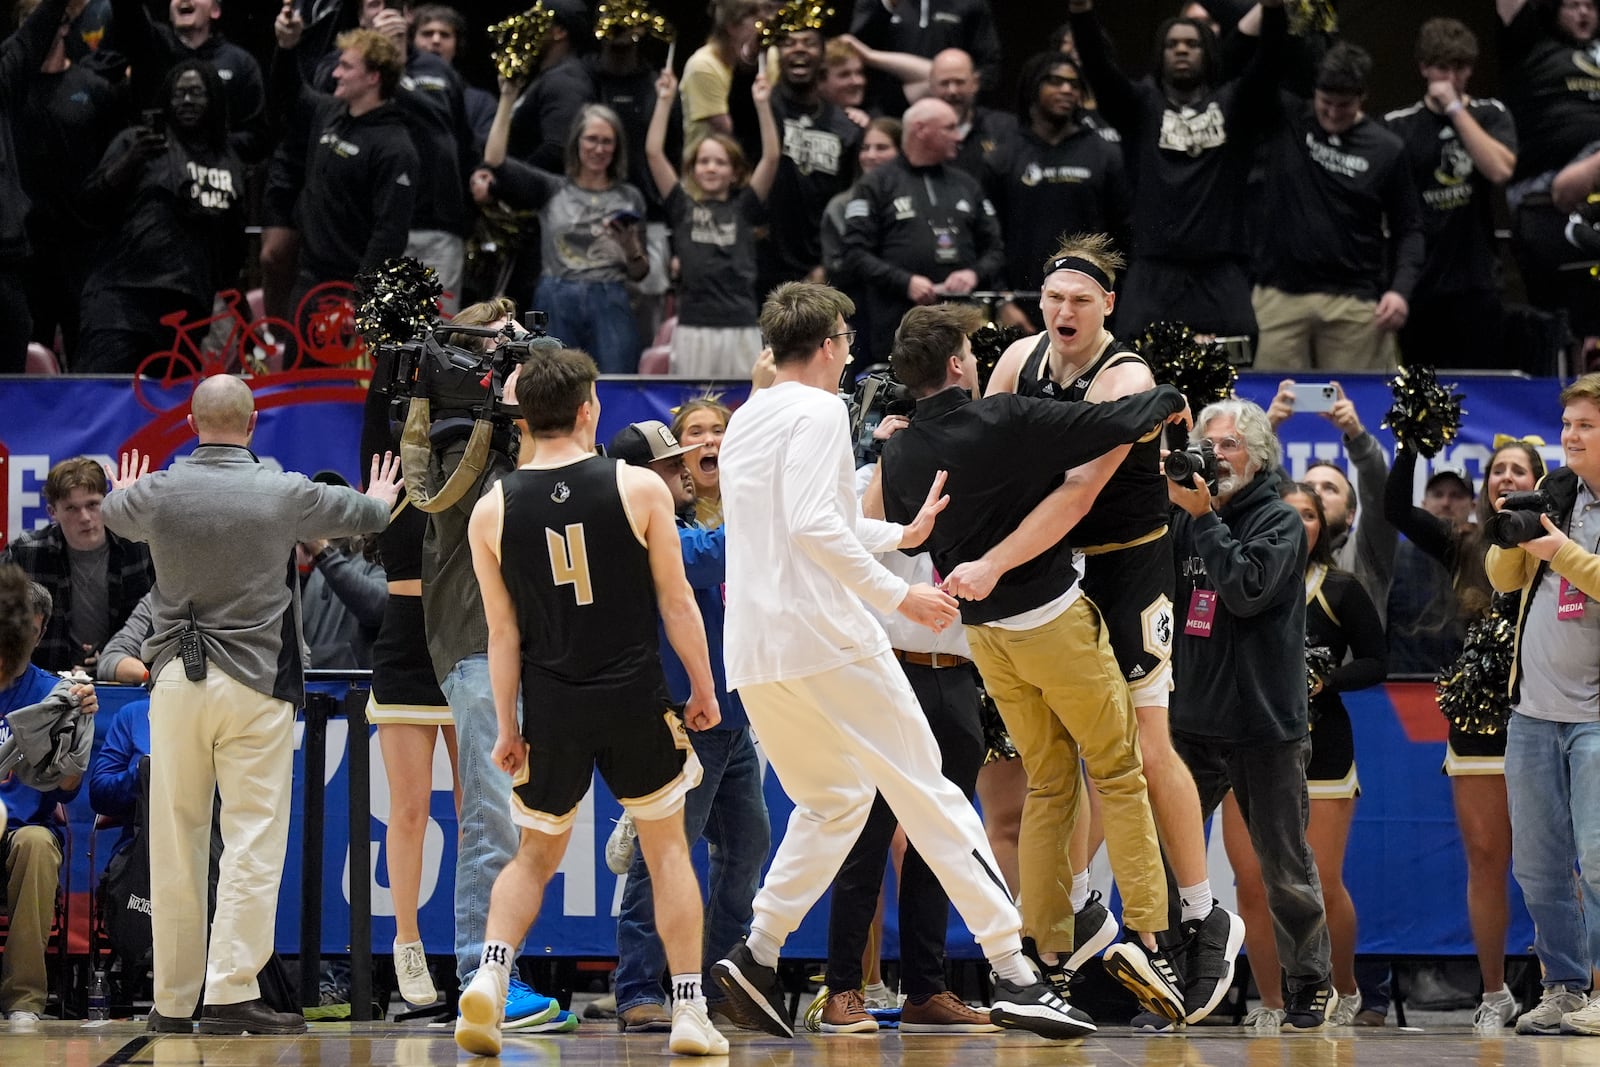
left=808, top=654, right=1022, bottom=957
left=202, top=671, right=296, bottom=1006
left=739, top=675, right=878, bottom=945
left=404, top=230, right=467, bottom=316
left=743, top=654, right=1022, bottom=960
left=149, top=661, right=222, bottom=1018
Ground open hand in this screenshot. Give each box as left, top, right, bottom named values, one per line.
left=365, top=451, right=404, bottom=508
left=897, top=583, right=960, bottom=632
left=899, top=470, right=949, bottom=550
left=107, top=450, right=150, bottom=491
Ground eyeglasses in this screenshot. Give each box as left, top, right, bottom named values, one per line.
left=1203, top=436, right=1243, bottom=452
left=827, top=330, right=857, bottom=346
left=580, top=134, right=616, bottom=147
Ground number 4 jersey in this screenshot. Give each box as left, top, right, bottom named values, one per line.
left=495, top=456, right=665, bottom=697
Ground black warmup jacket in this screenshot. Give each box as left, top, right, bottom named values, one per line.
left=879, top=383, right=1185, bottom=625
left=1170, top=470, right=1310, bottom=744
left=841, top=156, right=1004, bottom=364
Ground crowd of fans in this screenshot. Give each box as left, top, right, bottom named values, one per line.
left=1, top=0, right=1598, bottom=376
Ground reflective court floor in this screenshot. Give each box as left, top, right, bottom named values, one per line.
left=18, top=1021, right=1600, bottom=1067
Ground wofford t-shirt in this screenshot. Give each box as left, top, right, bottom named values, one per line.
left=1502, top=5, right=1600, bottom=180
left=1384, top=99, right=1518, bottom=299
left=666, top=184, right=763, bottom=328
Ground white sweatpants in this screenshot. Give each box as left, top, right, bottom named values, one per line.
left=149, top=661, right=296, bottom=1014
left=739, top=651, right=1023, bottom=960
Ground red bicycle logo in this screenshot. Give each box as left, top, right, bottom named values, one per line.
left=132, top=285, right=371, bottom=413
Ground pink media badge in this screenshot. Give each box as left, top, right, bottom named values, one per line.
left=1185, top=588, right=1217, bottom=638
left=1558, top=577, right=1587, bottom=621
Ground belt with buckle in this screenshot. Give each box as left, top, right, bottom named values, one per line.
left=894, top=649, right=971, bottom=669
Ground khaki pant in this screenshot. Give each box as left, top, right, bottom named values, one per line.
left=965, top=596, right=1167, bottom=951
left=1252, top=285, right=1399, bottom=371
left=2, top=825, right=60, bottom=1014
left=149, top=661, right=295, bottom=1015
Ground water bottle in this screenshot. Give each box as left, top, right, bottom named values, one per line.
left=88, top=969, right=109, bottom=1022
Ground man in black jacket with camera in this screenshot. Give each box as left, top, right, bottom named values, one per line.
left=1166, top=398, right=1334, bottom=1030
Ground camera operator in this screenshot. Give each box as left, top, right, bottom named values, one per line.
left=1166, top=399, right=1335, bottom=1029
left=1484, top=372, right=1600, bottom=1036
left=410, top=298, right=565, bottom=1031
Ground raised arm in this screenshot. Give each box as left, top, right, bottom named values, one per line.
left=645, top=68, right=681, bottom=200
left=1065, top=2, right=1144, bottom=136
left=1382, top=446, right=1459, bottom=568
left=748, top=74, right=781, bottom=200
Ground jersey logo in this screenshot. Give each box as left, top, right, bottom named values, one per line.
left=1041, top=382, right=1056, bottom=397
left=1128, top=665, right=1146, bottom=679
left=1074, top=377, right=1092, bottom=390
left=550, top=482, right=571, bottom=503
left=1143, top=594, right=1175, bottom=660
left=893, top=196, right=916, bottom=220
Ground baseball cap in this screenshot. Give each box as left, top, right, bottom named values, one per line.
left=606, top=421, right=703, bottom=467
left=1425, top=465, right=1475, bottom=498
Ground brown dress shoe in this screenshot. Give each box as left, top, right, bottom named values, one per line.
left=819, top=988, right=878, bottom=1033
left=899, top=991, right=1002, bottom=1034
left=617, top=1001, right=673, bottom=1033
left=198, top=999, right=307, bottom=1035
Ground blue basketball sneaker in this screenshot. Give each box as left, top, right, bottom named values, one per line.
left=503, top=975, right=562, bottom=1030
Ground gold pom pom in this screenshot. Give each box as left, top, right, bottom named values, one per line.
left=594, top=2, right=675, bottom=43
left=489, top=5, right=557, bottom=84
left=757, top=2, right=834, bottom=48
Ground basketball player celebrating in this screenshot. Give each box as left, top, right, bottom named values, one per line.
left=456, top=349, right=726, bottom=1058
left=710, top=281, right=1095, bottom=1040
left=967, top=233, right=1245, bottom=1027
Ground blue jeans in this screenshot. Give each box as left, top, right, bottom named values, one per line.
left=533, top=277, right=641, bottom=374
left=613, top=727, right=770, bottom=1011
left=1505, top=712, right=1600, bottom=990
left=443, top=653, right=523, bottom=983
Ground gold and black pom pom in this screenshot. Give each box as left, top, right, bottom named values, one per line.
left=968, top=320, right=1026, bottom=397
left=489, top=5, right=557, bottom=83
left=1286, top=0, right=1339, bottom=36
left=1139, top=321, right=1237, bottom=412
left=1306, top=642, right=1336, bottom=698
left=978, top=686, right=1018, bottom=765
left=355, top=257, right=443, bottom=348
left=1436, top=595, right=1518, bottom=736
left=1382, top=364, right=1465, bottom=459
left=594, top=2, right=674, bottom=42
left=757, top=2, right=834, bottom=48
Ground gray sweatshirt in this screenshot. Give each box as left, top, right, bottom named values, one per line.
left=101, top=444, right=389, bottom=703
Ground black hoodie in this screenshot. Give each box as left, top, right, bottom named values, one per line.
left=272, top=56, right=418, bottom=286
left=1170, top=469, right=1310, bottom=744
left=0, top=0, right=72, bottom=267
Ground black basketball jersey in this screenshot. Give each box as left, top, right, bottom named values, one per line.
left=1015, top=332, right=1168, bottom=549
left=497, top=456, right=663, bottom=691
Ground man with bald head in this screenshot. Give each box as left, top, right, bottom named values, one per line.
left=102, top=375, right=404, bottom=1036
left=929, top=48, right=1017, bottom=181
left=842, top=96, right=1005, bottom=366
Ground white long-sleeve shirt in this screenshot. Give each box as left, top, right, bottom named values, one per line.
left=853, top=464, right=971, bottom=658
left=721, top=381, right=910, bottom=688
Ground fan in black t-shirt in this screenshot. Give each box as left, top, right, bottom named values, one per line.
left=1383, top=18, right=1519, bottom=371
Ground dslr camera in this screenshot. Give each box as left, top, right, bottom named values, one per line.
left=844, top=372, right=914, bottom=466
left=1484, top=489, right=1559, bottom=549
left=1165, top=438, right=1218, bottom=494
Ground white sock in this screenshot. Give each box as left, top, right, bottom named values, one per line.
left=671, top=973, right=704, bottom=1007
left=991, top=949, right=1037, bottom=987
left=745, top=929, right=782, bottom=970
left=479, top=940, right=514, bottom=981
left=1178, top=879, right=1214, bottom=924
left=1069, top=870, right=1090, bottom=913
left=1484, top=987, right=1514, bottom=1003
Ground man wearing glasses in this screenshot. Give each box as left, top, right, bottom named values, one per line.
left=1165, top=398, right=1336, bottom=1030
